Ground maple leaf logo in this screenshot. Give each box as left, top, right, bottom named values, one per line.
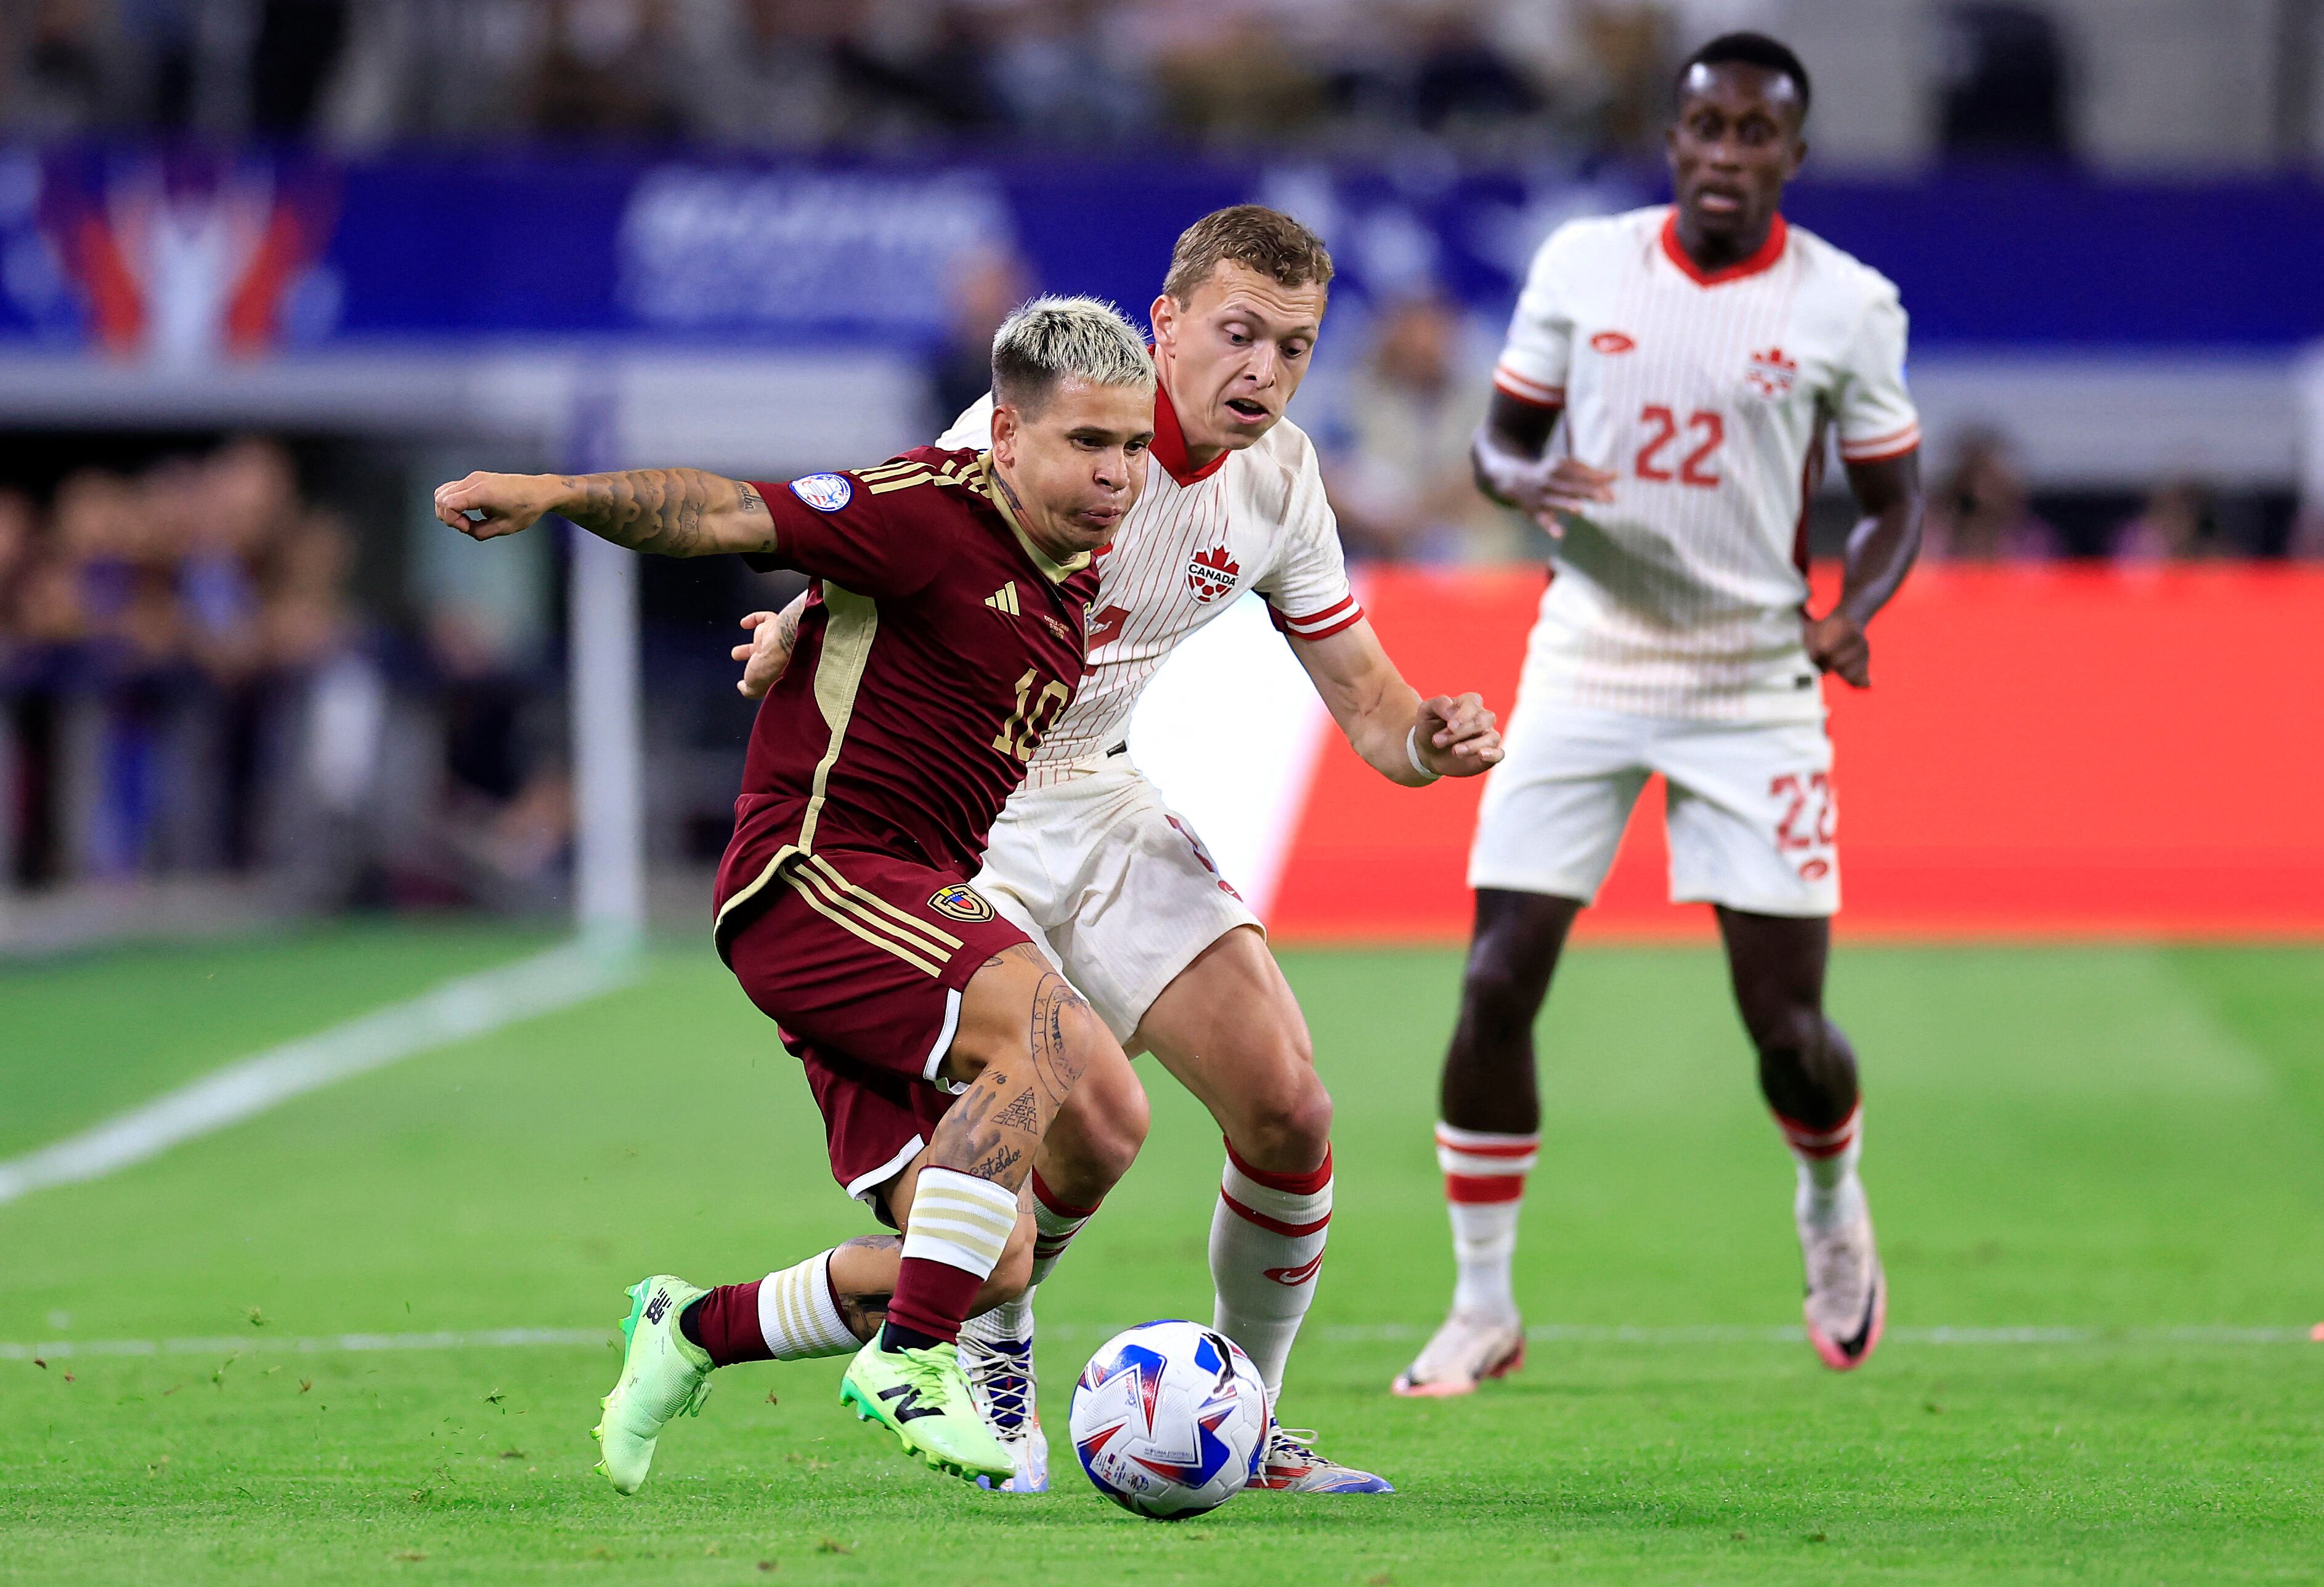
left=1186, top=545, right=1241, bottom=604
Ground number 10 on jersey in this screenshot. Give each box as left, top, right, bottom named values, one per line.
left=993, top=668, right=1070, bottom=761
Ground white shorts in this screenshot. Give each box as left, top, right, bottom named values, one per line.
left=1467, top=700, right=1840, bottom=917
left=973, top=758, right=1262, bottom=1042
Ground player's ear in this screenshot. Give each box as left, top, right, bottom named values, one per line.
left=1149, top=292, right=1176, bottom=351
left=990, top=402, right=1020, bottom=468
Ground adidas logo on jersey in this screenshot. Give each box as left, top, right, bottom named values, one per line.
left=984, top=583, right=1021, bottom=616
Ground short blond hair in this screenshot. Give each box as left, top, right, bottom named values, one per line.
left=990, top=294, right=1155, bottom=415
left=1162, top=205, right=1335, bottom=306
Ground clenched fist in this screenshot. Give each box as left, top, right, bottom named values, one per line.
left=434, top=473, right=563, bottom=542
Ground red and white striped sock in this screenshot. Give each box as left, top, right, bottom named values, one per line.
left=970, top=1169, right=1097, bottom=1339
left=1437, top=1122, right=1539, bottom=1323
left=1209, top=1137, right=1331, bottom=1397
left=1776, top=1103, right=1864, bottom=1228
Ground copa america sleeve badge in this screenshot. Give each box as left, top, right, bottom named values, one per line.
left=789, top=473, right=855, bottom=512
left=928, top=883, right=994, bottom=922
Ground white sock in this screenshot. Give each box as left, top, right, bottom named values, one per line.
left=965, top=1170, right=1097, bottom=1341
left=1437, top=1122, right=1538, bottom=1323
left=1209, top=1138, right=1331, bottom=1396
left=755, top=1250, right=858, bottom=1359
left=1776, top=1104, right=1864, bottom=1228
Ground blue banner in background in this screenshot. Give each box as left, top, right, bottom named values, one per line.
left=1, top=147, right=2319, bottom=355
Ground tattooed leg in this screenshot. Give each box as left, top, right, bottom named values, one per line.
left=927, top=944, right=1110, bottom=1193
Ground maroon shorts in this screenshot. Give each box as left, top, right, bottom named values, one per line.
left=718, top=847, right=1028, bottom=1211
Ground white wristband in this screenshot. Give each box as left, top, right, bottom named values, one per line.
left=1406, top=724, right=1440, bottom=784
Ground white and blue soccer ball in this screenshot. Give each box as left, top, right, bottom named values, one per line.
left=1068, top=1320, right=1272, bottom=1519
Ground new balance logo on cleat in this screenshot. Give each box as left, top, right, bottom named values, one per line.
left=984, top=583, right=1021, bottom=617
left=643, top=1289, right=670, bottom=1325
left=877, top=1382, right=941, bottom=1423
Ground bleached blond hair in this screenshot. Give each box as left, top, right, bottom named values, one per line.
left=990, top=294, right=1155, bottom=415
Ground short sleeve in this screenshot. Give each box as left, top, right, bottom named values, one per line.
left=1256, top=442, right=1365, bottom=643
left=1492, top=224, right=1580, bottom=410
left=935, top=394, right=996, bottom=452
left=741, top=462, right=941, bottom=598
left=1832, top=281, right=1920, bottom=464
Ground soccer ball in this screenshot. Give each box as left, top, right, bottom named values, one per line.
left=1068, top=1320, right=1272, bottom=1519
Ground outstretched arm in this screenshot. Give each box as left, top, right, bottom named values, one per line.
left=433, top=469, right=775, bottom=559
left=1286, top=617, right=1501, bottom=787
left=1804, top=451, right=1925, bottom=688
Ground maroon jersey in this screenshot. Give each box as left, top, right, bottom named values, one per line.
left=713, top=447, right=1099, bottom=948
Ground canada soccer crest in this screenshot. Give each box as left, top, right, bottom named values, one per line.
left=1745, top=347, right=1799, bottom=400
left=1187, top=545, right=1240, bottom=604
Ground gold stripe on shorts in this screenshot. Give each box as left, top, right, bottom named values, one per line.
left=782, top=866, right=947, bottom=978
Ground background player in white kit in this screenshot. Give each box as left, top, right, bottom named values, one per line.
left=736, top=208, right=1502, bottom=1492
left=1392, top=34, right=1927, bottom=1397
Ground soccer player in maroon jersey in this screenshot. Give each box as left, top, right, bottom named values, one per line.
left=432, top=297, right=1160, bottom=1489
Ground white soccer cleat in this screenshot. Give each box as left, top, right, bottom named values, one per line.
left=1250, top=1423, right=1394, bottom=1493
left=1389, top=1308, right=1526, bottom=1398
left=958, top=1317, right=1047, bottom=1493
left=1799, top=1194, right=1886, bottom=1371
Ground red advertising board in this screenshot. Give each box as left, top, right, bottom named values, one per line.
left=1270, top=566, right=2324, bottom=943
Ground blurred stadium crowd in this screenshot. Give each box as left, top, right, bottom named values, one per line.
left=0, top=0, right=2314, bottom=919
left=0, top=0, right=1707, bottom=156
left=0, top=439, right=572, bottom=911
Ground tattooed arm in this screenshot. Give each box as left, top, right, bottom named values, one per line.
left=433, top=469, right=774, bottom=558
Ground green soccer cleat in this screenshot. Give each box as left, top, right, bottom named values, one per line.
left=838, top=1335, right=1014, bottom=1485
left=591, top=1275, right=714, bottom=1495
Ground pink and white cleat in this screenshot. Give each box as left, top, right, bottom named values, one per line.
left=1800, top=1201, right=1885, bottom=1370
left=1389, top=1309, right=1526, bottom=1398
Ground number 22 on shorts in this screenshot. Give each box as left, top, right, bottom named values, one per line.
left=1770, top=771, right=1835, bottom=882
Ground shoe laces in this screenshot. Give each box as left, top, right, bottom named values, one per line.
left=963, top=1336, right=1035, bottom=1435
left=1266, top=1426, right=1327, bottom=1467
left=890, top=1342, right=973, bottom=1411
left=1807, top=1223, right=1870, bottom=1302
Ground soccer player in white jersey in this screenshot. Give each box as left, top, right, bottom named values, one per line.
left=1392, top=33, right=1927, bottom=1397
left=734, top=207, right=1502, bottom=1493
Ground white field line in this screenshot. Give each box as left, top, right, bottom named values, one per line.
left=0, top=1328, right=610, bottom=1361
left=3, top=1321, right=2314, bottom=1363
left=0, top=939, right=639, bottom=1209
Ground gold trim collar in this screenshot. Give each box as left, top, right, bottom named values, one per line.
left=980, top=453, right=1092, bottom=584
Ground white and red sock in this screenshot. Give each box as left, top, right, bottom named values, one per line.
left=969, top=1169, right=1097, bottom=1341
left=887, top=1167, right=1021, bottom=1346
left=1209, top=1137, right=1332, bottom=1396
left=1776, top=1103, right=1864, bottom=1229
left=1436, top=1122, right=1539, bottom=1323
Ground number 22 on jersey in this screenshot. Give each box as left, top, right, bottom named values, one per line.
left=993, top=668, right=1071, bottom=761
left=1635, top=405, right=1724, bottom=487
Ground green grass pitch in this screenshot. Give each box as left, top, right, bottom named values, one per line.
left=4, top=925, right=2322, bottom=1584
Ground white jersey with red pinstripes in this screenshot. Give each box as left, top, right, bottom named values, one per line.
left=1494, top=205, right=1919, bottom=724
left=938, top=380, right=1362, bottom=787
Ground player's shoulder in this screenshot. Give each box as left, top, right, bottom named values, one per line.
left=1782, top=220, right=1905, bottom=311
left=1231, top=413, right=1325, bottom=514
left=934, top=394, right=996, bottom=453
left=1527, top=205, right=1664, bottom=275
left=838, top=446, right=993, bottom=520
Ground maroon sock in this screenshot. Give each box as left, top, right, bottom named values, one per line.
left=881, top=1257, right=983, bottom=1347
left=679, top=1282, right=770, bottom=1367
